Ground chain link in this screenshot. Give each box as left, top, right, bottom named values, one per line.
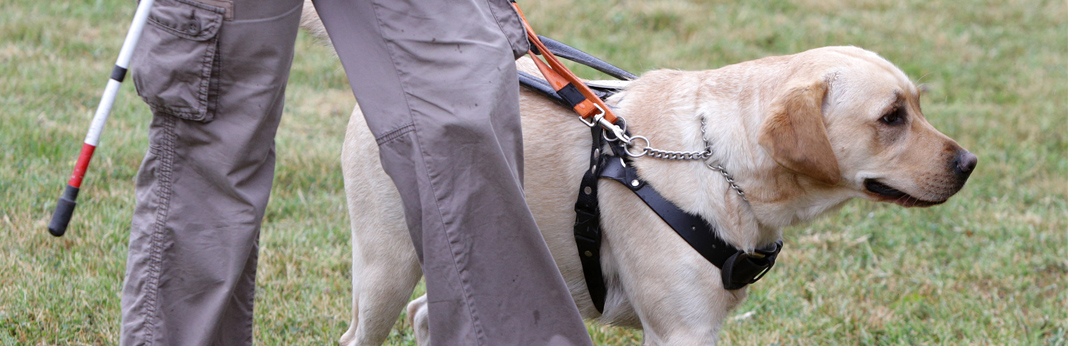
left=707, top=164, right=748, bottom=201
left=631, top=117, right=712, bottom=161
left=642, top=147, right=712, bottom=160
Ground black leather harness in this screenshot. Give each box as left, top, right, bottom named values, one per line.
left=570, top=125, right=782, bottom=312
left=517, top=37, right=783, bottom=314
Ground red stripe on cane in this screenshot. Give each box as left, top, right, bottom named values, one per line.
left=68, top=143, right=96, bottom=188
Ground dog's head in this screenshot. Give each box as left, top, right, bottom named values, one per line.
left=757, top=46, right=976, bottom=208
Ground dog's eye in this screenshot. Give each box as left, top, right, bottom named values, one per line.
left=880, top=108, right=906, bottom=125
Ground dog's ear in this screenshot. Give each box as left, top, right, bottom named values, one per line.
left=758, top=79, right=841, bottom=185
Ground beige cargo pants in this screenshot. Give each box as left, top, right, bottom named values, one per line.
left=120, top=0, right=592, bottom=345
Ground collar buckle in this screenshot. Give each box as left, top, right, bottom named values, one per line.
left=721, top=240, right=783, bottom=290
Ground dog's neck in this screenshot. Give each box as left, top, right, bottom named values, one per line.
left=697, top=65, right=858, bottom=231
left=612, top=67, right=856, bottom=251
left=695, top=65, right=858, bottom=239
left=610, top=70, right=769, bottom=251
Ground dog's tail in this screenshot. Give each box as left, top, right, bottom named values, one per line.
left=299, top=0, right=332, bottom=46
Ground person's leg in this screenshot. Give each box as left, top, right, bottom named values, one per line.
left=312, top=0, right=592, bottom=344
left=120, top=0, right=303, bottom=345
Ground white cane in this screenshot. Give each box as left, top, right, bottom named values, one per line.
left=48, top=0, right=156, bottom=237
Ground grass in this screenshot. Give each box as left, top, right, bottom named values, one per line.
left=1, top=0, right=1065, bottom=344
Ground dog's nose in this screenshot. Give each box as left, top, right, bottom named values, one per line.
left=955, top=151, right=978, bottom=175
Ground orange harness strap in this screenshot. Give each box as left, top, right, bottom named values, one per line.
left=512, top=3, right=619, bottom=125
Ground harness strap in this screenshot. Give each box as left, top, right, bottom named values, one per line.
left=536, top=35, right=637, bottom=81
left=512, top=2, right=619, bottom=124
left=576, top=134, right=784, bottom=312
left=573, top=126, right=609, bottom=313
left=600, top=154, right=783, bottom=290
left=519, top=71, right=623, bottom=108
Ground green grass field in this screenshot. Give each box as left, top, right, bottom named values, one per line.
left=2, top=0, right=1065, bottom=344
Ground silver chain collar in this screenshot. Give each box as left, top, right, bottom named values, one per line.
left=621, top=118, right=748, bottom=201
left=583, top=108, right=748, bottom=201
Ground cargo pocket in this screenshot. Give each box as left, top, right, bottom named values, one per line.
left=132, top=0, right=225, bottom=122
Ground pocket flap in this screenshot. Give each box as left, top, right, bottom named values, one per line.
left=147, top=0, right=225, bottom=41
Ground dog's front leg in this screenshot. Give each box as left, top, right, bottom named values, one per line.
left=630, top=283, right=747, bottom=346
left=597, top=183, right=749, bottom=345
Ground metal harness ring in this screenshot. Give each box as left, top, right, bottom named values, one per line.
left=624, top=135, right=649, bottom=157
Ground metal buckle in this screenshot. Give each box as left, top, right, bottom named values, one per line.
left=600, top=116, right=625, bottom=141
left=746, top=241, right=782, bottom=284
left=748, top=263, right=773, bottom=283
left=579, top=103, right=606, bottom=127
left=580, top=105, right=648, bottom=158
left=721, top=240, right=783, bottom=290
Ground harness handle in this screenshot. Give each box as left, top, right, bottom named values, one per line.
left=512, top=2, right=620, bottom=125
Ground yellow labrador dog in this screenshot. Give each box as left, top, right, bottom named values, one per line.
left=303, top=10, right=977, bottom=346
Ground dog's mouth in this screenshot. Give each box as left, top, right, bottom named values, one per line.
left=863, top=179, right=944, bottom=208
